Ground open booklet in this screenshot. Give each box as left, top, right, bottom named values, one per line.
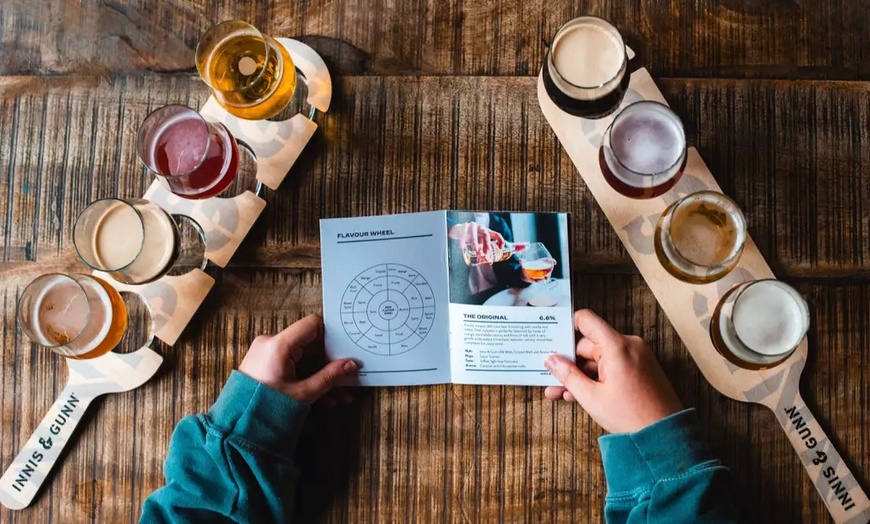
left=320, top=211, right=574, bottom=386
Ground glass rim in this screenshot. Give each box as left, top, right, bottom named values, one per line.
left=517, top=242, right=556, bottom=263
left=195, top=20, right=275, bottom=96
left=17, top=273, right=91, bottom=348
left=664, top=190, right=747, bottom=270
left=73, top=198, right=146, bottom=273
left=547, top=16, right=628, bottom=91
left=604, top=100, right=688, bottom=178
left=136, top=104, right=212, bottom=180
left=731, top=279, right=810, bottom=356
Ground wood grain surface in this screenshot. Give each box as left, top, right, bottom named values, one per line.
left=1, top=1, right=869, bottom=523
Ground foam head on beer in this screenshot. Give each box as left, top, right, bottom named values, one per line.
left=550, top=17, right=625, bottom=98
left=732, top=280, right=809, bottom=356
left=75, top=199, right=179, bottom=284
left=17, top=274, right=122, bottom=358
left=610, top=101, right=685, bottom=175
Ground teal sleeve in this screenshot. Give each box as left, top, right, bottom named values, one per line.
left=598, top=409, right=739, bottom=524
left=139, top=371, right=310, bottom=524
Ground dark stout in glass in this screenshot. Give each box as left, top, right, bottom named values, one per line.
left=542, top=17, right=629, bottom=119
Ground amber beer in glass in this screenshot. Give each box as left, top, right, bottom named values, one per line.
left=196, top=20, right=297, bottom=121
left=655, top=191, right=746, bottom=283
left=599, top=101, right=687, bottom=199
left=542, top=16, right=630, bottom=119
left=17, top=274, right=127, bottom=359
left=710, top=280, right=810, bottom=370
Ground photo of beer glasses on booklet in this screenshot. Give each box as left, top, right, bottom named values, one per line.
left=449, top=214, right=570, bottom=308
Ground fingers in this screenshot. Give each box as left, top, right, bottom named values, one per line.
left=544, top=354, right=596, bottom=402
left=448, top=224, right=466, bottom=240
left=544, top=387, right=577, bottom=403
left=269, top=314, right=323, bottom=362
left=574, top=337, right=599, bottom=361
left=489, top=231, right=505, bottom=249
left=544, top=386, right=565, bottom=400
left=292, top=359, right=358, bottom=404
left=574, top=309, right=621, bottom=347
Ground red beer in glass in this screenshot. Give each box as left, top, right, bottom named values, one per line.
left=137, top=105, right=240, bottom=200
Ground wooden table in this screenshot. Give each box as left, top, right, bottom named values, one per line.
left=1, top=2, right=869, bottom=522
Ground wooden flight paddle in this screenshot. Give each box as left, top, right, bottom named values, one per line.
left=537, top=65, right=870, bottom=523
left=0, top=38, right=334, bottom=511
left=0, top=348, right=163, bottom=510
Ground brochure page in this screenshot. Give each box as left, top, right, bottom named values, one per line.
left=445, top=211, right=574, bottom=386
left=320, top=211, right=451, bottom=386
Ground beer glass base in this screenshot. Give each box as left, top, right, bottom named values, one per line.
left=166, top=215, right=208, bottom=276
left=112, top=291, right=156, bottom=354
left=598, top=148, right=683, bottom=199
left=219, top=141, right=262, bottom=199
left=542, top=63, right=629, bottom=119
left=266, top=68, right=311, bottom=122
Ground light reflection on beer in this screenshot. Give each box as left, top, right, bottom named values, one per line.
left=710, top=279, right=810, bottom=370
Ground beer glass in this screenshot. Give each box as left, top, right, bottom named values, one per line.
left=655, top=191, right=746, bottom=283
left=17, top=273, right=127, bottom=359
left=710, top=279, right=810, bottom=369
left=542, top=16, right=629, bottom=119
left=517, top=243, right=559, bottom=306
left=73, top=198, right=179, bottom=285
left=137, top=105, right=241, bottom=200
left=599, top=101, right=687, bottom=199
left=196, top=20, right=297, bottom=121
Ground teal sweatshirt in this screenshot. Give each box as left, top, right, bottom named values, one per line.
left=140, top=372, right=737, bottom=523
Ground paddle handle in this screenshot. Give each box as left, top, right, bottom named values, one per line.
left=0, top=386, right=95, bottom=510
left=772, top=394, right=870, bottom=523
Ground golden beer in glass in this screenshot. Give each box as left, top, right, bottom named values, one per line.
left=196, top=21, right=297, bottom=120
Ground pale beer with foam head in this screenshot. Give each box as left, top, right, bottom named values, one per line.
left=599, top=101, right=687, bottom=199
left=542, top=17, right=630, bottom=118
left=711, top=279, right=810, bottom=369
left=74, top=198, right=179, bottom=285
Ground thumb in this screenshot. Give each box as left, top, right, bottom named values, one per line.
left=545, top=354, right=596, bottom=402
left=292, top=359, right=357, bottom=404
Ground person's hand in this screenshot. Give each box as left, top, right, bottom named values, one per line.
left=239, top=314, right=358, bottom=405
left=448, top=222, right=505, bottom=264
left=544, top=309, right=683, bottom=434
